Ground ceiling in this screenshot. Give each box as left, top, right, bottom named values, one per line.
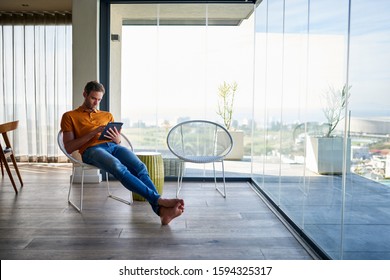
left=0, top=0, right=72, bottom=12
left=0, top=1, right=256, bottom=26
left=116, top=3, right=254, bottom=26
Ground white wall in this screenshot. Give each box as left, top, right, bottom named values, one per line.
left=110, top=6, right=123, bottom=121
left=71, top=0, right=101, bottom=182
left=72, top=0, right=100, bottom=108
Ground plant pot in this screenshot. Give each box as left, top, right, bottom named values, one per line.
left=225, top=130, right=244, bottom=160
left=305, top=136, right=351, bottom=175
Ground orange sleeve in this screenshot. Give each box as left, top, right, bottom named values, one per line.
left=60, top=112, right=74, bottom=132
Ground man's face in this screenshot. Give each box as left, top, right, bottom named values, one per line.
left=83, top=90, right=103, bottom=110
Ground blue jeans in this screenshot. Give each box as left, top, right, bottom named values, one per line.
left=82, top=142, right=161, bottom=215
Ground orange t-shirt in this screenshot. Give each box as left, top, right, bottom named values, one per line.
left=60, top=106, right=114, bottom=154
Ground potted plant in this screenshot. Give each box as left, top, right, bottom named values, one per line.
left=305, top=84, right=352, bottom=174
left=216, top=81, right=244, bottom=160
left=322, top=84, right=351, bottom=137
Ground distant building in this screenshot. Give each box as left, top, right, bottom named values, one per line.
left=349, top=117, right=390, bottom=135
left=351, top=145, right=370, bottom=160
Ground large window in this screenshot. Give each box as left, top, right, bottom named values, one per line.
left=111, top=3, right=255, bottom=178
left=108, top=0, right=390, bottom=259
left=253, top=0, right=390, bottom=260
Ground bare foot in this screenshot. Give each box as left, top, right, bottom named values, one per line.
left=158, top=198, right=184, bottom=208
left=160, top=202, right=183, bottom=225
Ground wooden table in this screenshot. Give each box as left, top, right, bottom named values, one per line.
left=0, top=121, right=23, bottom=193
left=133, top=152, right=164, bottom=201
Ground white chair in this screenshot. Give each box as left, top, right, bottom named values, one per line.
left=57, top=130, right=133, bottom=212
left=166, top=120, right=233, bottom=198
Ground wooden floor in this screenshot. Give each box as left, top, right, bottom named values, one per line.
left=0, top=163, right=313, bottom=260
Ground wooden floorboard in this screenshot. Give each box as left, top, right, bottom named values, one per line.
left=0, top=163, right=313, bottom=260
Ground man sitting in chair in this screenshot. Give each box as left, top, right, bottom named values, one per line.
left=61, top=80, right=184, bottom=225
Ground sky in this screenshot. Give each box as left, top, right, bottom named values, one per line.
left=120, top=0, right=390, bottom=126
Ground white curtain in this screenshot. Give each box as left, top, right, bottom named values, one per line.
left=0, top=13, right=72, bottom=162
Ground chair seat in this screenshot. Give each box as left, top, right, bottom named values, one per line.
left=73, top=162, right=98, bottom=170
left=181, top=155, right=224, bottom=163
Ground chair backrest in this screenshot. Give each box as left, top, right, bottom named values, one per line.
left=57, top=131, right=84, bottom=166
left=119, top=133, right=133, bottom=151
left=0, top=120, right=18, bottom=134
left=166, top=120, right=233, bottom=162
left=57, top=130, right=133, bottom=165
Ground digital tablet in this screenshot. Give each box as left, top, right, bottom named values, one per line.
left=98, top=122, right=123, bottom=140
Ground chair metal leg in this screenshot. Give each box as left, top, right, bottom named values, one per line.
left=68, top=168, right=133, bottom=212
left=68, top=166, right=83, bottom=212
left=107, top=172, right=133, bottom=205
left=176, top=162, right=184, bottom=198
left=214, top=161, right=227, bottom=198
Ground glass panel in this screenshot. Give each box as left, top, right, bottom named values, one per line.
left=116, top=4, right=159, bottom=151
left=253, top=0, right=351, bottom=259
left=205, top=4, right=254, bottom=176
left=347, top=0, right=390, bottom=260
left=114, top=3, right=255, bottom=178
left=305, top=0, right=350, bottom=260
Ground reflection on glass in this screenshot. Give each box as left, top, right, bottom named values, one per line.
left=253, top=0, right=390, bottom=260
left=111, top=0, right=390, bottom=259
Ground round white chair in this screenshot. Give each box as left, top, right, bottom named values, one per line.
left=166, top=120, right=233, bottom=198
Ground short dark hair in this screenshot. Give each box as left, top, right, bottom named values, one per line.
left=84, top=81, right=105, bottom=95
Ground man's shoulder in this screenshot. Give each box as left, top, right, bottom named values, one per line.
left=61, top=108, right=84, bottom=124
left=63, top=107, right=82, bottom=115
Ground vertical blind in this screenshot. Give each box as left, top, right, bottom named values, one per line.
left=0, top=12, right=72, bottom=162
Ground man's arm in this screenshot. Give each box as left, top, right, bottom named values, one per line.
left=63, top=126, right=104, bottom=154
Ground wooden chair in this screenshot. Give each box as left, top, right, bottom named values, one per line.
left=0, top=120, right=23, bottom=193
left=166, top=120, right=233, bottom=198
left=57, top=130, right=133, bottom=212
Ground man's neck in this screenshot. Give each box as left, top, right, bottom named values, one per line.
left=81, top=104, right=97, bottom=113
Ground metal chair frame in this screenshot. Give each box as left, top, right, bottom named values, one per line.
left=166, top=120, right=233, bottom=198
left=57, top=131, right=133, bottom=212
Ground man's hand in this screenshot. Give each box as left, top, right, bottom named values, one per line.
left=104, top=126, right=121, bottom=144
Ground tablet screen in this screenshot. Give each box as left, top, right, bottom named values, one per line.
left=98, top=122, right=123, bottom=140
